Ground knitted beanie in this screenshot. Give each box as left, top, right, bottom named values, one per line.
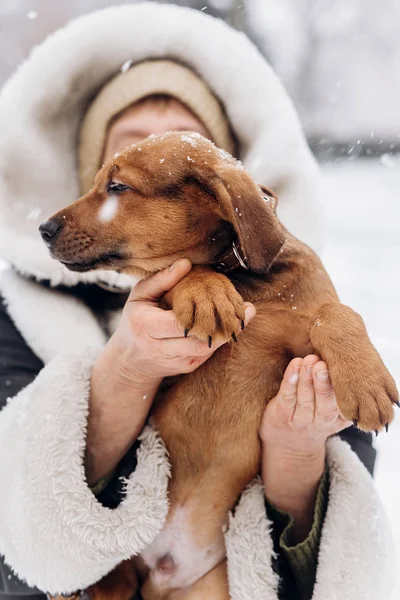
left=79, top=59, right=236, bottom=194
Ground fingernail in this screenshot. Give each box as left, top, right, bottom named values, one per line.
left=305, top=365, right=313, bottom=374
left=245, top=306, right=255, bottom=320
left=316, top=370, right=330, bottom=382
left=169, top=259, right=183, bottom=271
left=288, top=371, right=299, bottom=384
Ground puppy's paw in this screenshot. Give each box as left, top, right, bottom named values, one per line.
left=330, top=356, right=398, bottom=433
left=167, top=270, right=245, bottom=345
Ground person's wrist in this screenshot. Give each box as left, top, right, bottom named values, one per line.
left=261, top=437, right=326, bottom=463
left=261, top=444, right=325, bottom=522
left=95, top=333, right=162, bottom=393
left=259, top=415, right=329, bottom=459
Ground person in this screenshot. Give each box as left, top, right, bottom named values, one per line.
left=0, top=4, right=395, bottom=600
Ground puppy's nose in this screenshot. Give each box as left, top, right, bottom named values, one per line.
left=39, top=219, right=62, bottom=246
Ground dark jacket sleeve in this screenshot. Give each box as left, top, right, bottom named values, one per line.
left=0, top=298, right=46, bottom=598
left=0, top=298, right=44, bottom=411
left=338, top=426, right=376, bottom=475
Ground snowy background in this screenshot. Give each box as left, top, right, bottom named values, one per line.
left=322, top=160, right=400, bottom=595
left=0, top=0, right=399, bottom=595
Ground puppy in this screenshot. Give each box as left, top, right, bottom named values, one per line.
left=40, top=132, right=398, bottom=600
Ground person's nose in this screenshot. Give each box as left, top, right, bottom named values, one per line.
left=39, top=219, right=62, bottom=247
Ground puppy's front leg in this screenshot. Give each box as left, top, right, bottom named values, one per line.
left=163, top=266, right=246, bottom=346
left=310, top=303, right=399, bottom=432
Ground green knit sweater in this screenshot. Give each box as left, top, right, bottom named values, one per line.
left=265, top=467, right=329, bottom=600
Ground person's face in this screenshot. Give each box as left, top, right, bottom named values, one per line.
left=103, top=97, right=211, bottom=162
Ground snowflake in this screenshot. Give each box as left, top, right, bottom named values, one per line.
left=120, top=59, right=132, bottom=73
left=181, top=134, right=197, bottom=146
left=27, top=207, right=42, bottom=221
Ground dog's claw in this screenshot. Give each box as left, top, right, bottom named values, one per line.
left=395, top=401, right=400, bottom=408
left=208, top=336, right=212, bottom=348
left=232, top=332, right=238, bottom=343
left=385, top=423, right=389, bottom=433
left=375, top=430, right=379, bottom=437
left=184, top=328, right=189, bottom=338
left=352, top=419, right=358, bottom=428
left=241, top=320, right=245, bottom=330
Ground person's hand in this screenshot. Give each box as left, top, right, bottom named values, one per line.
left=87, top=259, right=255, bottom=484
left=260, top=354, right=351, bottom=456
left=108, top=258, right=256, bottom=386
left=259, top=354, right=352, bottom=542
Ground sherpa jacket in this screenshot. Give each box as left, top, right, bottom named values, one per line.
left=0, top=4, right=395, bottom=600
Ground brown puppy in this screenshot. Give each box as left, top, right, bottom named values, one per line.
left=40, top=132, right=398, bottom=600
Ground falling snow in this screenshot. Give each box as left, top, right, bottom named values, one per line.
left=120, top=59, right=132, bottom=73
left=26, top=207, right=42, bottom=221
left=380, top=153, right=400, bottom=169
left=27, top=11, right=37, bottom=20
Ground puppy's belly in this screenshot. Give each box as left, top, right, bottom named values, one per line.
left=139, top=505, right=225, bottom=591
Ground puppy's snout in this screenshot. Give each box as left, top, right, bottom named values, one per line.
left=39, top=219, right=62, bottom=247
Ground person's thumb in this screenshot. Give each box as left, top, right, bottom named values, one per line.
left=128, top=258, right=192, bottom=303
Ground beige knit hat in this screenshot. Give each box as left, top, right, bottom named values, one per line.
left=79, top=59, right=236, bottom=194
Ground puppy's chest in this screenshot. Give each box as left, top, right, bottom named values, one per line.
left=157, top=322, right=289, bottom=423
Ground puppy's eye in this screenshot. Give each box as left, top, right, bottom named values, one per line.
left=108, top=182, right=130, bottom=193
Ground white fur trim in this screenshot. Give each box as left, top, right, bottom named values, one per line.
left=312, top=437, right=396, bottom=600
left=0, top=351, right=169, bottom=594
left=0, top=3, right=322, bottom=287
left=0, top=269, right=107, bottom=363
left=225, top=438, right=396, bottom=599
left=225, top=477, right=279, bottom=600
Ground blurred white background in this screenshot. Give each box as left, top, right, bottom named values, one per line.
left=0, top=0, right=399, bottom=594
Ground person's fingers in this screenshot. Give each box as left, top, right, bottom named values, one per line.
left=243, top=302, right=256, bottom=323
left=128, top=259, right=192, bottom=303
left=156, top=336, right=226, bottom=359
left=277, top=357, right=303, bottom=416
left=154, top=304, right=256, bottom=355
left=292, top=355, right=320, bottom=425
left=144, top=308, right=190, bottom=339
left=312, top=361, right=343, bottom=426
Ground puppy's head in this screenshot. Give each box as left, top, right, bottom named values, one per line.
left=39, top=132, right=285, bottom=277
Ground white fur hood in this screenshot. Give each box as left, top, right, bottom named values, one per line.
left=0, top=2, right=321, bottom=288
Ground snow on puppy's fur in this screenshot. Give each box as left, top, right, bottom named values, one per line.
left=98, top=195, right=119, bottom=223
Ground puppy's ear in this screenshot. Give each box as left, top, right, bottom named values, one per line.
left=195, top=165, right=286, bottom=273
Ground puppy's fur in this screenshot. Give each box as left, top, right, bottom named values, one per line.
left=42, top=132, right=398, bottom=600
